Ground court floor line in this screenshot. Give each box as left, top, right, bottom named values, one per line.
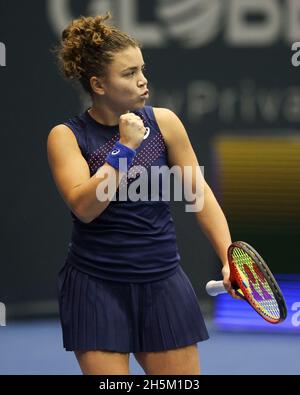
left=0, top=319, right=299, bottom=375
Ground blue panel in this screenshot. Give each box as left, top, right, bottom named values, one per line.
left=214, top=275, right=300, bottom=332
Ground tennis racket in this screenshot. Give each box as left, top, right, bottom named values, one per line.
left=206, top=241, right=287, bottom=324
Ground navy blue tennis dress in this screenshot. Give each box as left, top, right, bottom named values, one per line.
left=57, top=105, right=209, bottom=352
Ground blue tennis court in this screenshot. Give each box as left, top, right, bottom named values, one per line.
left=0, top=318, right=298, bottom=375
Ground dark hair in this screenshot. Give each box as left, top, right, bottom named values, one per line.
left=55, top=12, right=141, bottom=94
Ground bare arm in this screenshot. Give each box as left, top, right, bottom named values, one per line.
left=154, top=108, right=237, bottom=297
left=47, top=124, right=124, bottom=223
left=193, top=182, right=232, bottom=264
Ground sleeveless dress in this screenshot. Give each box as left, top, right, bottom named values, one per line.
left=56, top=106, right=209, bottom=352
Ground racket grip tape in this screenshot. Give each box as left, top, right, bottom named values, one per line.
left=206, top=280, right=227, bottom=296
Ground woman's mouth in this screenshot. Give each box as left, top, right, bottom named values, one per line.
left=140, top=90, right=149, bottom=98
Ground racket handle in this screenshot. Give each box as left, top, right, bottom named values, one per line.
left=206, top=280, right=226, bottom=296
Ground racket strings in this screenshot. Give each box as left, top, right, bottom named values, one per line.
left=232, top=248, right=281, bottom=320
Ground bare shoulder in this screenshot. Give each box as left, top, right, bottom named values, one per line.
left=153, top=107, right=177, bottom=144
left=152, top=107, right=198, bottom=168
left=47, top=123, right=78, bottom=147
left=152, top=107, right=177, bottom=128
left=47, top=123, right=83, bottom=161
left=152, top=107, right=188, bottom=146
left=47, top=122, right=86, bottom=173
left=47, top=123, right=91, bottom=219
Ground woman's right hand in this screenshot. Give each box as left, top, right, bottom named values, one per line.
left=119, top=112, right=146, bottom=150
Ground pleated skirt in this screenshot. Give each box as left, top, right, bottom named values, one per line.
left=57, top=263, right=209, bottom=353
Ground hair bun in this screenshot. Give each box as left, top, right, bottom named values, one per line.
left=55, top=12, right=140, bottom=93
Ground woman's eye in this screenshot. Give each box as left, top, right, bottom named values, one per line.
left=126, top=71, right=135, bottom=77
left=126, top=67, right=146, bottom=77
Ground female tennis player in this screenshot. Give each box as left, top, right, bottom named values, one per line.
left=47, top=12, right=236, bottom=375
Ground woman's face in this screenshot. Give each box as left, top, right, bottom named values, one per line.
left=99, top=46, right=149, bottom=111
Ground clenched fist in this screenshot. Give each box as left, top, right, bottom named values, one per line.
left=119, top=112, right=146, bottom=150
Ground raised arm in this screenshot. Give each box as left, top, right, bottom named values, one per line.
left=47, top=113, right=145, bottom=223
left=47, top=124, right=123, bottom=223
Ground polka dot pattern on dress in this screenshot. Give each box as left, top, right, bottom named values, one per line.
left=121, top=132, right=166, bottom=189
left=87, top=129, right=166, bottom=189
left=88, top=134, right=120, bottom=175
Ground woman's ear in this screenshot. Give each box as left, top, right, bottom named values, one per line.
left=90, top=76, right=106, bottom=95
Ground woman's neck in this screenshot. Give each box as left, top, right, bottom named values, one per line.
left=89, top=101, right=125, bottom=126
